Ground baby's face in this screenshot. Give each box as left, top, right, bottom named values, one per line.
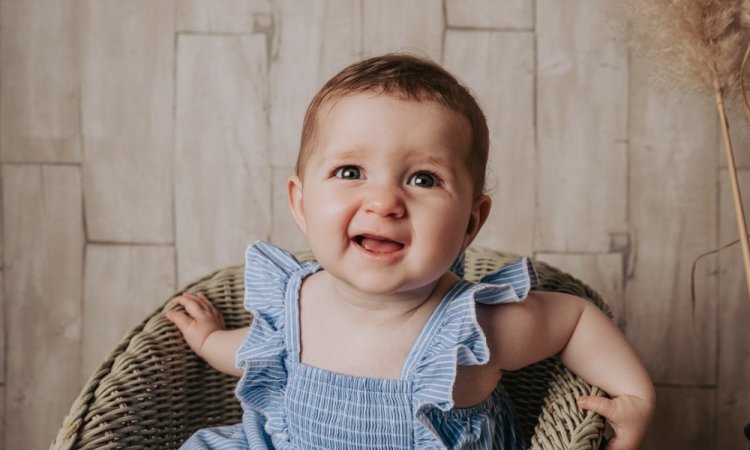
left=288, top=93, right=487, bottom=296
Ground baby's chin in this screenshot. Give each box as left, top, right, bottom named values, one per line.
left=338, top=270, right=444, bottom=299
left=328, top=271, right=403, bottom=296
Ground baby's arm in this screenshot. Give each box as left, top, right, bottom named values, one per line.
left=484, top=292, right=655, bottom=450
left=166, top=292, right=248, bottom=377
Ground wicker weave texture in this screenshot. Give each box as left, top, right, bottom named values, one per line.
left=51, top=247, right=607, bottom=450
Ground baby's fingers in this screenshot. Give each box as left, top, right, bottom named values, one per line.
left=166, top=309, right=193, bottom=331
left=171, top=293, right=214, bottom=317
left=170, top=293, right=225, bottom=330
left=578, top=396, right=617, bottom=420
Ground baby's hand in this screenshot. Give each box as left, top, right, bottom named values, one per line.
left=577, top=394, right=654, bottom=450
left=166, top=292, right=225, bottom=357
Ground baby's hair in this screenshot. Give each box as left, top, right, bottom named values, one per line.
left=296, top=53, right=490, bottom=197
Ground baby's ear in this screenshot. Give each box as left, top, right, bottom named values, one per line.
left=464, top=194, right=491, bottom=248
left=287, top=175, right=307, bottom=235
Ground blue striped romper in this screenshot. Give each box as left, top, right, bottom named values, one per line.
left=180, top=241, right=538, bottom=450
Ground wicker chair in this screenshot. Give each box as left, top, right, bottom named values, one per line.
left=51, top=247, right=611, bottom=450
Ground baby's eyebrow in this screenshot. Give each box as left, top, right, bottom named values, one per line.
left=327, top=148, right=366, bottom=160
left=425, top=155, right=451, bottom=166
left=419, top=154, right=457, bottom=172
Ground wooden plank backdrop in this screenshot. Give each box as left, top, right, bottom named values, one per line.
left=628, top=54, right=719, bottom=386
left=443, top=29, right=536, bottom=256
left=175, top=33, right=271, bottom=286
left=718, top=171, right=750, bottom=449
left=3, top=166, right=85, bottom=450
left=446, top=0, right=532, bottom=29
left=536, top=0, right=628, bottom=253
left=0, top=0, right=746, bottom=448
left=0, top=0, right=82, bottom=163
left=81, top=0, right=175, bottom=244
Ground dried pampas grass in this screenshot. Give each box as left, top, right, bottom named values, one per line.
left=627, top=0, right=750, bottom=94
left=626, top=0, right=750, bottom=300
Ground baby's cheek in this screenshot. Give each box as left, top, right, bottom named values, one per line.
left=424, top=220, right=467, bottom=261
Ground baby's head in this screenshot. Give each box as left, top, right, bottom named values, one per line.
left=288, top=54, right=494, bottom=294
left=296, top=53, right=489, bottom=198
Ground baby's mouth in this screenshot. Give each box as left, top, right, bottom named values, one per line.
left=354, top=235, right=405, bottom=254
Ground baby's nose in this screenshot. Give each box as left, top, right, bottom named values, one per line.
left=363, top=185, right=405, bottom=218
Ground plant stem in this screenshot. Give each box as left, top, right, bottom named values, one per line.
left=713, top=74, right=750, bottom=300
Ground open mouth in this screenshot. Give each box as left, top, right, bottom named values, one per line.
left=353, top=235, right=405, bottom=254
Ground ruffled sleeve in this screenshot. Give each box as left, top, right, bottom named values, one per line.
left=235, top=241, right=303, bottom=369
left=410, top=257, right=538, bottom=448
left=233, top=241, right=308, bottom=445
left=474, top=256, right=538, bottom=304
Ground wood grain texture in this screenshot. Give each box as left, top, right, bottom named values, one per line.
left=535, top=252, right=625, bottom=327
left=642, top=387, right=715, bottom=449
left=82, top=244, right=175, bottom=380
left=270, top=167, right=308, bottom=252
left=81, top=0, right=175, bottom=243
left=717, top=170, right=750, bottom=449
left=536, top=0, right=628, bottom=252
left=362, top=0, right=443, bottom=61
left=627, top=55, right=719, bottom=385
left=269, top=0, right=362, bottom=168
left=175, top=34, right=271, bottom=286
left=2, top=165, right=84, bottom=450
left=177, top=0, right=272, bottom=32
left=445, top=0, right=532, bottom=29
left=443, top=30, right=535, bottom=256
left=0, top=0, right=82, bottom=163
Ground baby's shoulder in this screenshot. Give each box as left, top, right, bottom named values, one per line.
left=473, top=297, right=528, bottom=329
left=472, top=291, right=549, bottom=347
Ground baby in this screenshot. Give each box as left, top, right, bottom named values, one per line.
left=167, top=54, right=655, bottom=450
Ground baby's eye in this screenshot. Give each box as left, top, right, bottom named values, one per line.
left=334, top=166, right=363, bottom=180
left=408, top=172, right=440, bottom=188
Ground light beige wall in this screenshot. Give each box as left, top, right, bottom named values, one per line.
left=0, top=0, right=745, bottom=448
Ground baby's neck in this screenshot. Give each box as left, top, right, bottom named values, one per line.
left=297, top=270, right=461, bottom=379
left=319, top=271, right=457, bottom=325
